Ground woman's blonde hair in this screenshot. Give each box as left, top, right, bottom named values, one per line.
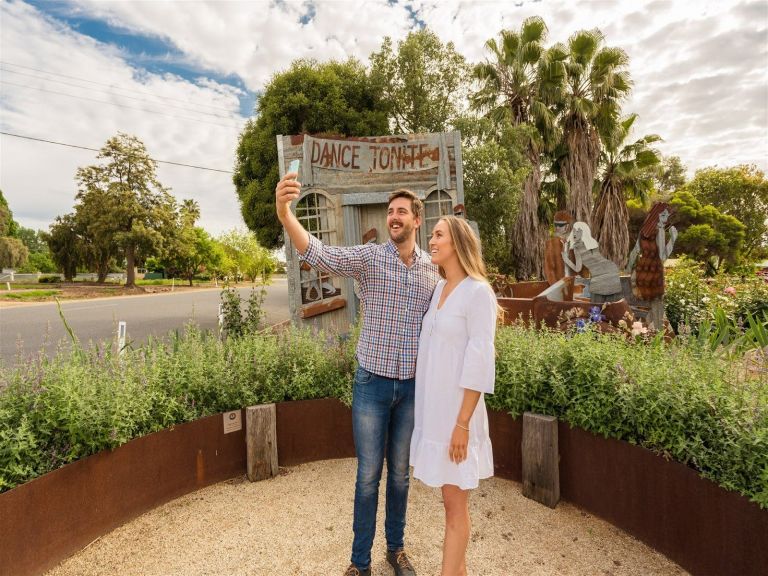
left=434, top=216, right=487, bottom=281
left=433, top=215, right=504, bottom=322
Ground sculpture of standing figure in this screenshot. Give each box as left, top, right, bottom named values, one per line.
left=627, top=203, right=677, bottom=329
left=544, top=210, right=575, bottom=285
left=563, top=222, right=623, bottom=303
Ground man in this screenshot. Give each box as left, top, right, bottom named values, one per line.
left=276, top=169, right=440, bottom=576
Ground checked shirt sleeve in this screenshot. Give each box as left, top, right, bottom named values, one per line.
left=300, top=234, right=370, bottom=280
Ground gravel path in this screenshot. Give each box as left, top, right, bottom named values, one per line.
left=47, top=458, right=688, bottom=576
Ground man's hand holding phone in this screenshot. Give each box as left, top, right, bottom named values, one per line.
left=276, top=159, right=302, bottom=221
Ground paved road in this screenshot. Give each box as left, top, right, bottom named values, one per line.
left=0, top=278, right=291, bottom=366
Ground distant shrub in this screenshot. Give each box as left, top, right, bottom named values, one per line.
left=37, top=276, right=60, bottom=284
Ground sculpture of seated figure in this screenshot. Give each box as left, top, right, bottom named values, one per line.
left=563, top=222, right=623, bottom=304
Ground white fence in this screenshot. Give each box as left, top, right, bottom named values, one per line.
left=3, top=272, right=126, bottom=283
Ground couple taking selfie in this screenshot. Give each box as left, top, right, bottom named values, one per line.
left=276, top=167, right=497, bottom=576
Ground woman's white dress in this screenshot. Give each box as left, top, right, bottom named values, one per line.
left=410, top=277, right=496, bottom=490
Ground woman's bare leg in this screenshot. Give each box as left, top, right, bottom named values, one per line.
left=440, top=484, right=470, bottom=576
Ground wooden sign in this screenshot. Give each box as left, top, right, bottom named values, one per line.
left=305, top=135, right=441, bottom=174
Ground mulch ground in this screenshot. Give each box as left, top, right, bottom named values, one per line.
left=46, top=458, right=688, bottom=576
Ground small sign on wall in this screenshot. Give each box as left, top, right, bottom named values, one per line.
left=223, top=410, right=242, bottom=434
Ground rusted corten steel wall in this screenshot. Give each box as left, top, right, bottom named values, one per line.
left=558, top=423, right=768, bottom=576
left=0, top=412, right=247, bottom=576
left=275, top=398, right=356, bottom=465
left=1, top=399, right=766, bottom=576
left=277, top=131, right=465, bottom=335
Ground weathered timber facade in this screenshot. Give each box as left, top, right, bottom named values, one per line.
left=277, top=131, right=465, bottom=332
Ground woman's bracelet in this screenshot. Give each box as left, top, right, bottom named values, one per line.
left=455, top=423, right=470, bottom=431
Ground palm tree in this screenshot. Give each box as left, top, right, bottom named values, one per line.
left=181, top=199, right=201, bottom=224
left=555, top=29, right=632, bottom=227
left=592, top=114, right=661, bottom=268
left=471, top=17, right=562, bottom=280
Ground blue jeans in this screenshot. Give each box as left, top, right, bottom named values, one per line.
left=350, top=366, right=415, bottom=570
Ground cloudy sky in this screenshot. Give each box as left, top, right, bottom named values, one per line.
left=1, top=0, right=766, bottom=236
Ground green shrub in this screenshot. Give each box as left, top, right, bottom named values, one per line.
left=0, top=322, right=765, bottom=509
left=37, top=276, right=60, bottom=284
left=666, top=259, right=768, bottom=331
left=490, top=325, right=768, bottom=507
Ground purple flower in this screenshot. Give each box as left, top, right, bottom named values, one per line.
left=588, top=306, right=605, bottom=323
left=576, top=318, right=587, bottom=333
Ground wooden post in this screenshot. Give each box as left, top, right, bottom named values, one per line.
left=246, top=404, right=278, bottom=482
left=522, top=412, right=560, bottom=508
left=648, top=298, right=665, bottom=331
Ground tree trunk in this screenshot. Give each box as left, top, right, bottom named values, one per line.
left=562, top=115, right=600, bottom=227
left=592, top=179, right=630, bottom=269
left=125, top=245, right=136, bottom=287
left=97, top=259, right=109, bottom=283
left=511, top=149, right=545, bottom=280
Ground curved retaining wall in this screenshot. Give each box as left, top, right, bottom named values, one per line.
left=0, top=399, right=765, bottom=576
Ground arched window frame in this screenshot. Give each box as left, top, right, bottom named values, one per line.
left=420, top=188, right=455, bottom=249
left=295, top=190, right=342, bottom=305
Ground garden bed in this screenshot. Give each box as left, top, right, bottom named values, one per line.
left=1, top=399, right=765, bottom=576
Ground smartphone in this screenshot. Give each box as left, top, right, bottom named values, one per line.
left=288, top=159, right=300, bottom=179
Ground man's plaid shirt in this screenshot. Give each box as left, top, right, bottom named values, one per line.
left=302, top=234, right=440, bottom=380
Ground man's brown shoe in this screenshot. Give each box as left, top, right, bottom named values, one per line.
left=386, top=549, right=416, bottom=576
left=343, top=564, right=371, bottom=576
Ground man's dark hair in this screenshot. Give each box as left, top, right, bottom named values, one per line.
left=388, top=189, right=423, bottom=220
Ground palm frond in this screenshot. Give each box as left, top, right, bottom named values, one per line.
left=568, top=29, right=603, bottom=66
left=520, top=15, right=548, bottom=44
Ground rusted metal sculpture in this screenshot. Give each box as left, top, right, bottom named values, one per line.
left=563, top=222, right=623, bottom=304
left=627, top=203, right=677, bottom=330
left=544, top=210, right=574, bottom=285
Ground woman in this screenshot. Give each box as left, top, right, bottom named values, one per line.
left=627, top=203, right=677, bottom=329
left=410, top=216, right=496, bottom=576
left=562, top=221, right=623, bottom=303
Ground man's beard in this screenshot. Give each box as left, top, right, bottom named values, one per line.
left=389, top=220, right=414, bottom=244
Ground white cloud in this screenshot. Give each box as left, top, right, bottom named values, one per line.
left=66, top=0, right=414, bottom=89
left=1, top=0, right=246, bottom=235
left=1, top=0, right=766, bottom=238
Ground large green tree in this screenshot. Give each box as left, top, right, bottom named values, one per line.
left=75, top=133, right=176, bottom=287
left=234, top=59, right=389, bottom=249
left=592, top=114, right=661, bottom=268
left=0, top=189, right=21, bottom=238
left=218, top=228, right=277, bottom=283
left=45, top=214, right=84, bottom=281
left=472, top=17, right=561, bottom=279
left=682, top=165, right=768, bottom=259
left=654, top=155, right=687, bottom=197
left=73, top=188, right=119, bottom=282
left=0, top=237, right=28, bottom=269
left=669, top=191, right=746, bottom=274
left=160, top=200, right=222, bottom=285
left=0, top=189, right=26, bottom=269
left=456, top=115, right=530, bottom=274
left=15, top=227, right=56, bottom=273
left=15, top=226, right=47, bottom=254
left=552, top=29, right=632, bottom=226
left=369, top=28, right=470, bottom=133
left=163, top=227, right=221, bottom=286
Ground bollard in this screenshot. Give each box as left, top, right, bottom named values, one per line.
left=522, top=412, right=560, bottom=508
left=117, top=321, right=127, bottom=355
left=246, top=404, right=278, bottom=481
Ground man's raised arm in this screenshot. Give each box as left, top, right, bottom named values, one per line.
left=274, top=170, right=367, bottom=279
left=275, top=170, right=309, bottom=254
